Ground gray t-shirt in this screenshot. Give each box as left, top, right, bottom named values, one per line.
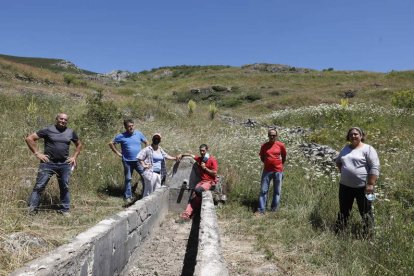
left=37, top=125, right=79, bottom=162
left=336, top=143, right=380, bottom=188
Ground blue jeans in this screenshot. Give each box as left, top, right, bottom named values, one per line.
left=123, top=160, right=144, bottom=199
left=29, top=162, right=72, bottom=212
left=258, top=171, right=283, bottom=213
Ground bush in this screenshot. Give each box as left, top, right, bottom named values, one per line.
left=209, top=102, right=218, bottom=120
left=187, top=99, right=197, bottom=116
left=63, top=74, right=76, bottom=85
left=244, top=93, right=262, bottom=102
left=77, top=91, right=121, bottom=135
left=392, top=89, right=414, bottom=109
left=219, top=98, right=243, bottom=108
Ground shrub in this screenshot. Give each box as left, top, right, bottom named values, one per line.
left=219, top=98, right=243, bottom=107
left=209, top=102, right=218, bottom=120
left=244, top=93, right=262, bottom=102
left=77, top=91, right=121, bottom=135
left=187, top=99, right=197, bottom=116
left=63, top=74, right=76, bottom=85
left=392, top=89, right=414, bottom=109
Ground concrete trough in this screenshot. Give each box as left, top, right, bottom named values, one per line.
left=12, top=161, right=228, bottom=276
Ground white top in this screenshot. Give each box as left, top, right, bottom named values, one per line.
left=336, top=144, right=380, bottom=188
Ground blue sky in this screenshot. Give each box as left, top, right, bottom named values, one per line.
left=1, top=1, right=413, bottom=73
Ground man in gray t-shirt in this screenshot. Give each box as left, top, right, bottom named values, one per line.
left=25, top=113, right=82, bottom=215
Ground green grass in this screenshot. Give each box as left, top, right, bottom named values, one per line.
left=0, top=61, right=413, bottom=275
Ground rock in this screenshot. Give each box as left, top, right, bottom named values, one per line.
left=100, top=70, right=131, bottom=81
left=54, top=60, right=81, bottom=72
left=211, top=85, right=229, bottom=92
left=343, top=90, right=356, bottom=98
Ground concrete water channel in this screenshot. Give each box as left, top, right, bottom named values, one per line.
left=12, top=158, right=228, bottom=276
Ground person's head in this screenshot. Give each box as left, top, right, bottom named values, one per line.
left=268, top=128, right=278, bottom=142
left=199, top=144, right=209, bottom=157
left=55, top=113, right=69, bottom=129
left=123, top=119, right=134, bottom=134
left=152, top=133, right=162, bottom=145
left=346, top=127, right=365, bottom=144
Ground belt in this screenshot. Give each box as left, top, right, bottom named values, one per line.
left=153, top=171, right=161, bottom=174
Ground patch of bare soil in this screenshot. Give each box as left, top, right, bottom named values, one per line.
left=218, top=219, right=287, bottom=276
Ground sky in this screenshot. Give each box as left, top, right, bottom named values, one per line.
left=1, top=0, right=413, bottom=73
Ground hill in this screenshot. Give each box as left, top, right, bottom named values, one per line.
left=0, top=55, right=413, bottom=275
left=0, top=54, right=96, bottom=75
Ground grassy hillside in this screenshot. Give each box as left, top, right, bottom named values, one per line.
left=0, top=57, right=413, bottom=275
left=0, top=54, right=96, bottom=75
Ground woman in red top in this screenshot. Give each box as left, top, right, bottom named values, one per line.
left=257, top=128, right=287, bottom=214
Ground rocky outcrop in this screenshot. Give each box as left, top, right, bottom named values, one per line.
left=100, top=70, right=132, bottom=81
left=242, top=63, right=312, bottom=73
left=299, top=142, right=338, bottom=171
left=54, top=60, right=81, bottom=72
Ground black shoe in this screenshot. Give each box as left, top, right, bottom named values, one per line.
left=28, top=207, right=37, bottom=215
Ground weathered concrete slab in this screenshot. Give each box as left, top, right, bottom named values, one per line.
left=166, top=157, right=200, bottom=212
left=196, top=191, right=229, bottom=276
left=11, top=187, right=169, bottom=276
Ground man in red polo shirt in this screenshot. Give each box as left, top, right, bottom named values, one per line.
left=257, top=128, right=287, bottom=215
left=177, top=144, right=218, bottom=221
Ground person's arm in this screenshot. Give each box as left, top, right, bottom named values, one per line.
left=365, top=146, right=380, bottom=193
left=160, top=148, right=178, bottom=161
left=67, top=140, right=82, bottom=166
left=25, top=132, right=49, bottom=162
left=108, top=141, right=122, bottom=157
left=366, top=174, right=378, bottom=193
left=259, top=144, right=265, bottom=163
left=176, top=153, right=195, bottom=161
left=281, top=144, right=287, bottom=164
left=137, top=148, right=151, bottom=169
left=200, top=159, right=218, bottom=177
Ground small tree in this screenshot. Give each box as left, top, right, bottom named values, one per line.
left=79, top=91, right=121, bottom=135
left=188, top=99, right=197, bottom=116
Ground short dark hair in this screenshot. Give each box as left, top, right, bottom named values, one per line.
left=123, top=119, right=134, bottom=128
left=268, top=128, right=278, bottom=136
left=346, top=127, right=365, bottom=142
left=199, top=144, right=208, bottom=150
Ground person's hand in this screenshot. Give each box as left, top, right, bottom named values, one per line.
left=200, top=162, right=206, bottom=170
left=66, top=156, right=77, bottom=166
left=117, top=152, right=122, bottom=158
left=176, top=154, right=182, bottom=162
left=143, top=163, right=151, bottom=169
left=365, top=184, right=375, bottom=194
left=35, top=152, right=49, bottom=163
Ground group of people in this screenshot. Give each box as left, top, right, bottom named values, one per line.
left=257, top=127, right=380, bottom=235
left=25, top=114, right=218, bottom=221
left=26, top=113, right=380, bottom=233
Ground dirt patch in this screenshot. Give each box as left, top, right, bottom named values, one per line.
left=218, top=219, right=286, bottom=275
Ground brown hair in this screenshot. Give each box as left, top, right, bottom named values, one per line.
left=346, top=127, right=365, bottom=142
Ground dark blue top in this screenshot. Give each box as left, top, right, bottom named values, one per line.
left=37, top=125, right=79, bottom=162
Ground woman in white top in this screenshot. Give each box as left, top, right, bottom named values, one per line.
left=335, top=127, right=380, bottom=236
left=137, top=133, right=178, bottom=197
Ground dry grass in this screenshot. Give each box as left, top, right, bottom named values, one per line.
left=1, top=62, right=414, bottom=275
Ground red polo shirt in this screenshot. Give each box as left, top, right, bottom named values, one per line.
left=259, top=141, right=286, bottom=172
left=195, top=155, right=218, bottom=183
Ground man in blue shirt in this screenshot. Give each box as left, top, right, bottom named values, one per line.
left=109, top=119, right=147, bottom=204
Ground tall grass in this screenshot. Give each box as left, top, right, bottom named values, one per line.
left=1, top=64, right=414, bottom=274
